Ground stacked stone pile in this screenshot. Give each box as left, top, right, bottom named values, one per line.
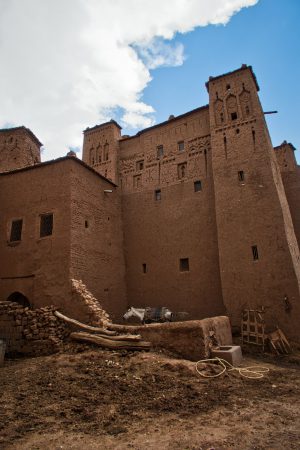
left=0, top=301, right=69, bottom=355
left=71, top=279, right=111, bottom=327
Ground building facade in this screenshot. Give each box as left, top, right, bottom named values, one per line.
left=1, top=65, right=300, bottom=339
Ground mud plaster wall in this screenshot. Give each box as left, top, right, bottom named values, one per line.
left=69, top=160, right=127, bottom=322
left=208, top=68, right=300, bottom=339
left=281, top=167, right=300, bottom=249
left=118, top=108, right=225, bottom=318
left=110, top=316, right=232, bottom=361
left=82, top=123, right=121, bottom=185
left=0, top=162, right=71, bottom=310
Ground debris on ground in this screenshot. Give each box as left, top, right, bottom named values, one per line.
left=1, top=347, right=300, bottom=449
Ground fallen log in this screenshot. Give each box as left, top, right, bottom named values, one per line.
left=70, top=332, right=151, bottom=350
left=96, top=333, right=142, bottom=342
left=54, top=311, right=117, bottom=336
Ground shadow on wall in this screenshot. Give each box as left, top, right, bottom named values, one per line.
left=7, top=292, right=31, bottom=308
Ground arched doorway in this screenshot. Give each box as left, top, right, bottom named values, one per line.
left=7, top=292, right=31, bottom=308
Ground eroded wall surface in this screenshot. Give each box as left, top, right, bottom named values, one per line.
left=0, top=161, right=72, bottom=310
left=117, top=108, right=225, bottom=318
left=69, top=160, right=127, bottom=321
left=275, top=143, right=300, bottom=248
left=207, top=66, right=300, bottom=339
left=282, top=167, right=300, bottom=249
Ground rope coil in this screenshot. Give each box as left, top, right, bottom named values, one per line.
left=195, top=357, right=269, bottom=379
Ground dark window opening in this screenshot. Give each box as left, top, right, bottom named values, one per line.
left=252, top=128, right=256, bottom=143
left=194, top=180, right=202, bottom=192
left=178, top=141, right=185, bottom=152
left=142, top=263, right=147, bottom=274
left=223, top=135, right=227, bottom=159
left=245, top=105, right=250, bottom=115
left=226, top=84, right=231, bottom=90
left=236, top=128, right=240, bottom=134
left=136, top=160, right=144, bottom=171
left=40, top=213, right=53, bottom=238
left=85, top=220, right=89, bottom=228
left=10, top=219, right=23, bottom=242
left=220, top=112, right=224, bottom=122
left=231, top=112, right=237, bottom=121
left=178, top=163, right=187, bottom=179
left=7, top=292, right=30, bottom=308
left=157, top=145, right=164, bottom=158
left=180, top=258, right=189, bottom=272
left=134, top=175, right=141, bottom=188
left=252, top=245, right=259, bottom=261
left=91, top=158, right=95, bottom=165
left=155, top=189, right=161, bottom=201
left=238, top=171, right=245, bottom=182
left=104, top=143, right=109, bottom=161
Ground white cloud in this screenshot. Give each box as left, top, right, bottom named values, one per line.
left=135, top=39, right=185, bottom=70
left=0, top=0, right=258, bottom=160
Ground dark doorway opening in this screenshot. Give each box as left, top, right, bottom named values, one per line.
left=7, top=292, right=31, bottom=308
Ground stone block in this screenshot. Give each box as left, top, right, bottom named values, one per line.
left=211, top=345, right=242, bottom=366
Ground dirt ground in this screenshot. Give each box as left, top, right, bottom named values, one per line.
left=0, top=343, right=300, bottom=450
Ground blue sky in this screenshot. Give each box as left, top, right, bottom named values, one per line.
left=126, top=0, right=300, bottom=162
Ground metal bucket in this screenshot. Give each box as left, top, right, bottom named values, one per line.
left=0, top=339, right=6, bottom=366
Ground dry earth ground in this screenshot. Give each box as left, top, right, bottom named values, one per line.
left=0, top=345, right=300, bottom=450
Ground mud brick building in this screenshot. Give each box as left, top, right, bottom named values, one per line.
left=1, top=65, right=300, bottom=339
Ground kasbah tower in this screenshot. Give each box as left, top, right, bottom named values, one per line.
left=1, top=65, right=300, bottom=340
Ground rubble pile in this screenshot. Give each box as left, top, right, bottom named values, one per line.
left=0, top=301, right=69, bottom=355
left=71, top=279, right=111, bottom=327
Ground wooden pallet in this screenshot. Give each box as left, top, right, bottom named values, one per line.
left=241, top=308, right=266, bottom=351
left=268, top=328, right=291, bottom=355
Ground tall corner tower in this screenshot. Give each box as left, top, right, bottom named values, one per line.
left=82, top=120, right=121, bottom=184
left=207, top=65, right=300, bottom=337
left=0, top=126, right=42, bottom=173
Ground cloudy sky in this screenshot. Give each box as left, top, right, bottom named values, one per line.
left=0, top=0, right=299, bottom=162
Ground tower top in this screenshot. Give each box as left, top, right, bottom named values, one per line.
left=0, top=125, right=43, bottom=147
left=206, top=64, right=259, bottom=92
left=83, top=119, right=122, bottom=134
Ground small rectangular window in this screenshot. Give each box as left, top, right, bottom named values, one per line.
left=157, top=145, right=164, bottom=158
left=155, top=189, right=161, bottom=201
left=180, top=258, right=189, bottom=272
left=238, top=171, right=245, bottom=182
left=136, top=160, right=144, bottom=171
left=10, top=219, right=23, bottom=242
left=178, top=141, right=184, bottom=152
left=231, top=112, right=238, bottom=121
left=194, top=180, right=202, bottom=192
left=142, top=263, right=147, bottom=274
left=40, top=213, right=53, bottom=238
left=252, top=245, right=259, bottom=261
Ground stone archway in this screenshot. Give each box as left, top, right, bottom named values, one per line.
left=7, top=292, right=31, bottom=308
